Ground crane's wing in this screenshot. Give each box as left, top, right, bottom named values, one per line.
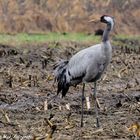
left=67, top=44, right=102, bottom=84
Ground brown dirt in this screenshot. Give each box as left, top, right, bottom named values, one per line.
left=0, top=39, right=140, bottom=139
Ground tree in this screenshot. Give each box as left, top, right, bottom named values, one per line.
left=16, top=0, right=26, bottom=15
left=0, top=0, right=10, bottom=20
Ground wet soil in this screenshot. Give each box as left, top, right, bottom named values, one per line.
left=0, top=40, right=140, bottom=140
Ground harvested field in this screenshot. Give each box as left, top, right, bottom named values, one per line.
left=0, top=38, right=140, bottom=139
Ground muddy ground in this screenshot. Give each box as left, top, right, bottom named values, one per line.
left=0, top=39, right=140, bottom=140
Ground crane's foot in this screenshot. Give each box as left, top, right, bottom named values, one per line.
left=81, top=83, right=85, bottom=127
left=96, top=117, right=100, bottom=128
left=91, top=94, right=101, bottom=109
left=81, top=121, right=84, bottom=127
left=95, top=99, right=100, bottom=128
left=80, top=96, right=85, bottom=127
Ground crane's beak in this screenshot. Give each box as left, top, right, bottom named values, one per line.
left=88, top=19, right=100, bottom=23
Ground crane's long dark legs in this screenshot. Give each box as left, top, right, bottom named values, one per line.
left=81, top=83, right=85, bottom=127
left=93, top=82, right=100, bottom=128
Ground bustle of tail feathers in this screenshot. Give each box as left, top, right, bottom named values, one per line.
left=54, top=60, right=70, bottom=97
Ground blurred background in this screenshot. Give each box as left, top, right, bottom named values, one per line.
left=0, top=1, right=140, bottom=139
left=0, top=0, right=139, bottom=35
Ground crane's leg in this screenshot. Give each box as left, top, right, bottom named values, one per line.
left=93, top=82, right=100, bottom=128
left=81, top=83, right=85, bottom=127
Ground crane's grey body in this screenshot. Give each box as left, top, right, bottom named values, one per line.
left=66, top=41, right=112, bottom=85
left=54, top=15, right=114, bottom=127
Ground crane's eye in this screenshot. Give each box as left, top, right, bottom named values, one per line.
left=100, top=16, right=108, bottom=23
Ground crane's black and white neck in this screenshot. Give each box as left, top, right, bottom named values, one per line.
left=100, top=15, right=114, bottom=42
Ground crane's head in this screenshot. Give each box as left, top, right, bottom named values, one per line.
left=100, top=15, right=114, bottom=30
left=89, top=15, right=114, bottom=30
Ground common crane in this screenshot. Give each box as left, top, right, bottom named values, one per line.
left=54, top=15, right=114, bottom=127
